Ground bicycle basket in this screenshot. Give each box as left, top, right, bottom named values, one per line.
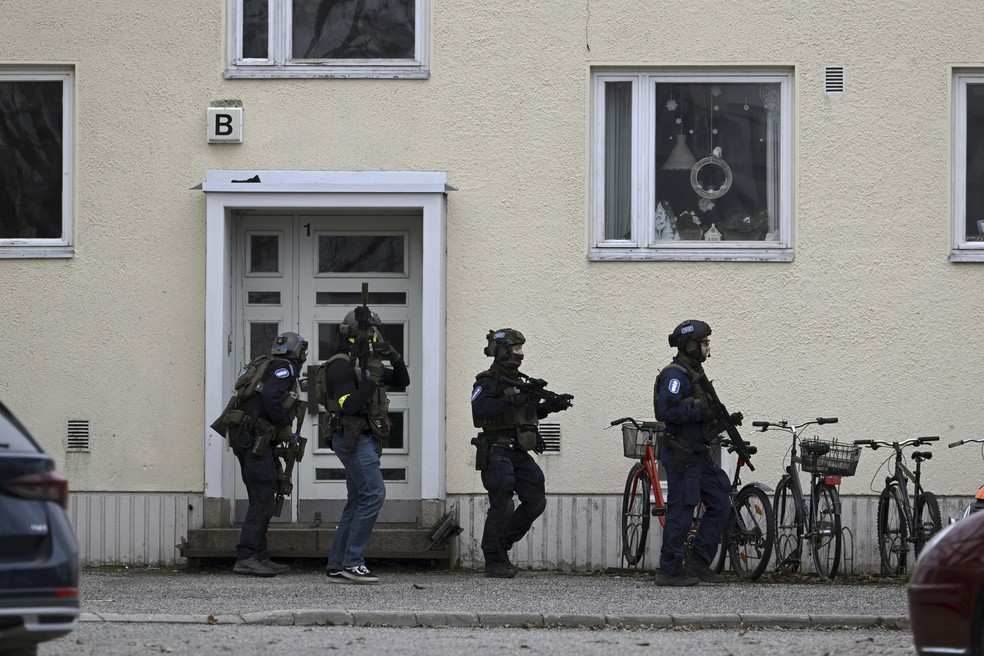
left=800, top=439, right=861, bottom=477
left=621, top=421, right=665, bottom=459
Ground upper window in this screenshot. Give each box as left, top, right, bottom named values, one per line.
left=227, top=0, right=429, bottom=79
left=0, top=68, right=74, bottom=259
left=953, top=72, right=984, bottom=261
left=590, top=69, right=793, bottom=262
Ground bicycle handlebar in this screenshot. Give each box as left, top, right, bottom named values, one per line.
left=610, top=417, right=633, bottom=427
left=949, top=437, right=984, bottom=448
left=854, top=436, right=940, bottom=450
left=752, top=417, right=837, bottom=431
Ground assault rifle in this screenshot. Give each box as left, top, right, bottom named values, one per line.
left=273, top=399, right=308, bottom=517
left=499, top=373, right=574, bottom=411
left=693, top=374, right=754, bottom=471
left=352, top=282, right=390, bottom=370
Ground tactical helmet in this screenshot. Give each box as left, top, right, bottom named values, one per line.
left=668, top=320, right=711, bottom=362
left=485, top=328, right=526, bottom=370
left=271, top=332, right=309, bottom=363
left=339, top=308, right=381, bottom=337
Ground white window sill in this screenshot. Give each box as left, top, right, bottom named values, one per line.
left=0, top=245, right=75, bottom=259
left=589, top=245, right=794, bottom=262
left=224, top=65, right=429, bottom=80
left=949, top=247, right=984, bottom=263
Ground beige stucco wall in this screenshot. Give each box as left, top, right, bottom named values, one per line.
left=0, top=1, right=981, bottom=501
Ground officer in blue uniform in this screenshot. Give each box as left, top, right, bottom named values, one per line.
left=231, top=332, right=307, bottom=577
left=653, top=320, right=734, bottom=586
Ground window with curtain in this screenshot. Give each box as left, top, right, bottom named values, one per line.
left=228, top=0, right=429, bottom=79
left=592, top=70, right=793, bottom=262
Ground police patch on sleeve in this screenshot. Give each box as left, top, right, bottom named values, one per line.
left=471, top=387, right=482, bottom=401
left=668, top=378, right=681, bottom=395
left=274, top=367, right=291, bottom=379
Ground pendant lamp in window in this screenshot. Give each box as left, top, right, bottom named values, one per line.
left=662, top=133, right=698, bottom=170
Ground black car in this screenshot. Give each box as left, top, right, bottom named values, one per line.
left=0, top=401, right=78, bottom=655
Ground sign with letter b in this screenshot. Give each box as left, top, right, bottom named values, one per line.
left=207, top=107, right=243, bottom=143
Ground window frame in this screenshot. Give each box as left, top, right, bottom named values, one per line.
left=952, top=71, right=984, bottom=262
left=590, top=68, right=794, bottom=262
left=225, top=0, right=430, bottom=79
left=0, top=67, right=75, bottom=259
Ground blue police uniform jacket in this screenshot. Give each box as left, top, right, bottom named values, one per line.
left=654, top=356, right=707, bottom=444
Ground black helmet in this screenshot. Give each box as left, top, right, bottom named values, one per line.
left=668, top=320, right=711, bottom=362
left=485, top=328, right=525, bottom=370
left=272, top=332, right=309, bottom=363
left=340, top=308, right=381, bottom=338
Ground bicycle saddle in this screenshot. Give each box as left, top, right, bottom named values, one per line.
left=912, top=451, right=933, bottom=462
left=801, top=441, right=830, bottom=456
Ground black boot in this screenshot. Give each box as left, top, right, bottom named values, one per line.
left=484, top=552, right=518, bottom=578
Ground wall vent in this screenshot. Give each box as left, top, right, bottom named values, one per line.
left=67, top=420, right=90, bottom=452
left=539, top=423, right=562, bottom=454
left=825, top=66, right=845, bottom=94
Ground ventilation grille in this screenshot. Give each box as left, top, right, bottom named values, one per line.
left=539, top=423, right=562, bottom=454
left=825, top=66, right=845, bottom=94
left=67, top=420, right=90, bottom=452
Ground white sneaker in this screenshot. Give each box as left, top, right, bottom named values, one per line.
left=340, top=565, right=379, bottom=584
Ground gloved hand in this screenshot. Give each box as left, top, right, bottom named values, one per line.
left=384, top=343, right=402, bottom=363
left=535, top=435, right=547, bottom=454
left=546, top=395, right=573, bottom=413
left=276, top=425, right=293, bottom=441
left=729, top=412, right=744, bottom=426
left=364, top=359, right=385, bottom=383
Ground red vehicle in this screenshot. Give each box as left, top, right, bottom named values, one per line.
left=907, top=509, right=984, bottom=655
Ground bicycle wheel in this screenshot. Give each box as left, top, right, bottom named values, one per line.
left=773, top=476, right=803, bottom=572
left=811, top=483, right=842, bottom=580
left=621, top=464, right=651, bottom=566
left=913, top=491, right=942, bottom=559
left=876, top=485, right=908, bottom=575
left=728, top=485, right=775, bottom=580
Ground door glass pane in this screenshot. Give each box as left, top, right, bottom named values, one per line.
left=316, top=291, right=407, bottom=305
left=242, top=0, right=269, bottom=59
left=604, top=81, right=632, bottom=241
left=250, top=322, right=279, bottom=360
left=249, top=234, right=280, bottom=273
left=248, top=291, right=281, bottom=305
left=0, top=80, right=63, bottom=239
left=292, top=0, right=415, bottom=60
left=316, top=467, right=407, bottom=481
left=318, top=234, right=405, bottom=273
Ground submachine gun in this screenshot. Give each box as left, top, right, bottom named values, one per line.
left=273, top=386, right=308, bottom=517
left=498, top=373, right=575, bottom=411
left=693, top=374, right=754, bottom=471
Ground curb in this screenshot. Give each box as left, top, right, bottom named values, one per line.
left=80, top=612, right=910, bottom=630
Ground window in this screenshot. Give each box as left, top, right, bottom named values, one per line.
left=227, top=0, right=429, bottom=79
left=591, top=69, right=793, bottom=262
left=0, top=68, right=74, bottom=258
left=953, top=72, right=984, bottom=261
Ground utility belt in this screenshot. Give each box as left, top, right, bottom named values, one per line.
left=232, top=414, right=275, bottom=456
left=662, top=433, right=711, bottom=473
left=471, top=428, right=536, bottom=471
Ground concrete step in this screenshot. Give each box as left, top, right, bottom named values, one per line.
left=179, top=525, right=452, bottom=564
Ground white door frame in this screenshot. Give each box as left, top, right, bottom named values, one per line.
left=200, top=170, right=449, bottom=523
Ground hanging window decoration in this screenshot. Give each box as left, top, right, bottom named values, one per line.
left=690, top=83, right=733, bottom=199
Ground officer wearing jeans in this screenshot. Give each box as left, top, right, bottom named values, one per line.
left=654, top=320, right=734, bottom=586
left=471, top=329, right=570, bottom=578
left=322, top=308, right=409, bottom=584
left=231, top=332, right=307, bottom=577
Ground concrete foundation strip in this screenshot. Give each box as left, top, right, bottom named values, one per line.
left=80, top=612, right=910, bottom=630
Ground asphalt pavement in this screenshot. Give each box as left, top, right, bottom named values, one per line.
left=78, top=561, right=911, bottom=631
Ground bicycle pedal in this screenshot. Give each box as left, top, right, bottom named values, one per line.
left=652, top=507, right=666, bottom=517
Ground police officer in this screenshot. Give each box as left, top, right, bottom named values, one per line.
left=321, top=308, right=409, bottom=584
left=231, top=332, right=308, bottom=577
left=471, top=329, right=571, bottom=578
left=653, top=320, right=737, bottom=586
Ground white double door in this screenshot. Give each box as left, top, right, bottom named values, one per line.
left=234, top=212, right=423, bottom=523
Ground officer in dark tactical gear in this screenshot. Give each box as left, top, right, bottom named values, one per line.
left=653, top=320, right=734, bottom=586
left=231, top=331, right=308, bottom=577
left=471, top=329, right=571, bottom=578
left=320, top=307, right=409, bottom=584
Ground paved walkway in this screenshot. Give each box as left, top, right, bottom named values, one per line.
left=78, top=564, right=911, bottom=630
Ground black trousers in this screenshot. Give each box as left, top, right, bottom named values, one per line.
left=480, top=446, right=546, bottom=560
left=231, top=426, right=278, bottom=561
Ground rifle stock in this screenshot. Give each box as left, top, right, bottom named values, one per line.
left=696, top=376, right=754, bottom=471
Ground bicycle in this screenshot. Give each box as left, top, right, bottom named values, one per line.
left=686, top=435, right=776, bottom=580
left=614, top=417, right=775, bottom=579
left=854, top=436, right=941, bottom=575
left=947, top=437, right=984, bottom=520
left=753, top=417, right=859, bottom=580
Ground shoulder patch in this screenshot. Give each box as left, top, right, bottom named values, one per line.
left=470, top=387, right=482, bottom=402
left=274, top=367, right=291, bottom=379
left=668, top=378, right=681, bottom=395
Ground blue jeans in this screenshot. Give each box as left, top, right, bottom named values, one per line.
left=328, top=434, right=386, bottom=569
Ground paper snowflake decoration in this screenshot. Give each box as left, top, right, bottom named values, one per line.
left=698, top=198, right=715, bottom=212
left=675, top=117, right=682, bottom=125
left=666, top=98, right=678, bottom=112
left=714, top=105, right=719, bottom=112
left=712, top=129, right=718, bottom=135
left=710, top=86, right=722, bottom=97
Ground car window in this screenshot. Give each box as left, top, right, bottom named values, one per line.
left=0, top=407, right=40, bottom=453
